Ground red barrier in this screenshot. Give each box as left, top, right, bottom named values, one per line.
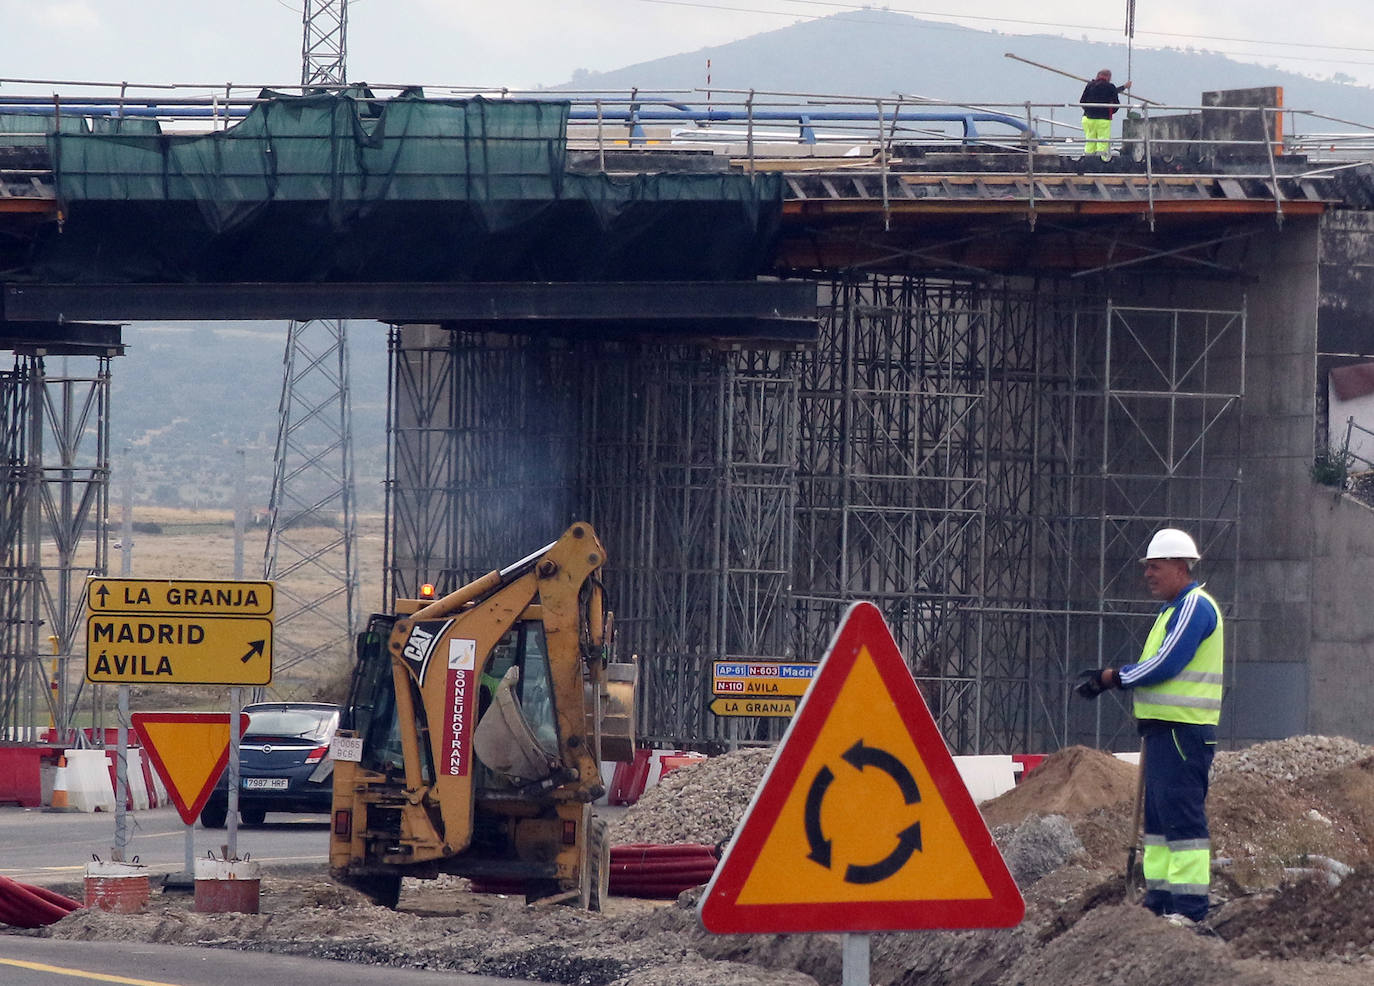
left=609, top=749, right=653, bottom=805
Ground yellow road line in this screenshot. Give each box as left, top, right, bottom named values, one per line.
left=0, top=956, right=181, bottom=986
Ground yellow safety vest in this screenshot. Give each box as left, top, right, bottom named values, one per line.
left=1132, top=585, right=1224, bottom=725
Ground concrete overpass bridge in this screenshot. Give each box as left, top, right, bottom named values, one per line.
left=2, top=82, right=1371, bottom=759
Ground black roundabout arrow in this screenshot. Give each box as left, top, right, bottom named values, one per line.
left=240, top=640, right=266, bottom=663
left=841, top=739, right=921, bottom=805
left=843, top=820, right=922, bottom=884
left=804, top=765, right=835, bottom=868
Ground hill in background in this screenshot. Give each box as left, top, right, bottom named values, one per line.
left=109, top=321, right=389, bottom=513
left=561, top=10, right=1374, bottom=126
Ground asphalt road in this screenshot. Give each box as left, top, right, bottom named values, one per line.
left=0, top=803, right=330, bottom=885
left=0, top=805, right=529, bottom=984
left=0, top=937, right=517, bottom=986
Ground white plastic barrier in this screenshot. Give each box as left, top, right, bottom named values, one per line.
left=62, top=749, right=117, bottom=813
left=148, top=762, right=169, bottom=807
left=951, top=754, right=1019, bottom=804
left=125, top=749, right=151, bottom=811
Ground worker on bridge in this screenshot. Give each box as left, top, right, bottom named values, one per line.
left=1076, top=528, right=1223, bottom=927
left=1079, top=68, right=1132, bottom=161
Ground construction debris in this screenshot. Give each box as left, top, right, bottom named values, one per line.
left=21, top=734, right=1374, bottom=986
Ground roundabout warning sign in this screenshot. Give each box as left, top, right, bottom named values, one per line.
left=698, top=601, right=1024, bottom=934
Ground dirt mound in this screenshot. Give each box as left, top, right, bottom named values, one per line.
left=1224, top=863, right=1374, bottom=961
left=23, top=736, right=1374, bottom=986
left=978, top=746, right=1138, bottom=830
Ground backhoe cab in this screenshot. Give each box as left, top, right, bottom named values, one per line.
left=329, top=522, right=636, bottom=909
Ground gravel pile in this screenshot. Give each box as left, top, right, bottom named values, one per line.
left=609, top=747, right=774, bottom=846
left=993, top=814, right=1084, bottom=887
left=1213, top=735, right=1374, bottom=783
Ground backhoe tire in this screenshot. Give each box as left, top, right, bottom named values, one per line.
left=588, top=817, right=611, bottom=912
left=240, top=806, right=267, bottom=827
left=350, top=872, right=403, bottom=909
left=199, top=802, right=227, bottom=829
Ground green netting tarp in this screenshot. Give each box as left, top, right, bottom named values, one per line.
left=27, top=91, right=782, bottom=282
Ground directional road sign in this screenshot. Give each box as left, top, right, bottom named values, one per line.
left=709, top=697, right=798, bottom=718
left=698, top=601, right=1024, bottom=934
left=87, top=578, right=273, bottom=615
left=84, top=578, right=275, bottom=686
left=712, top=661, right=815, bottom=698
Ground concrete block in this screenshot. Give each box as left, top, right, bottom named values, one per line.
left=1239, top=416, right=1315, bottom=461
left=1244, top=359, right=1317, bottom=416
left=1307, top=642, right=1374, bottom=743
left=1237, top=558, right=1312, bottom=606
left=1240, top=603, right=1311, bottom=660
left=1227, top=660, right=1307, bottom=743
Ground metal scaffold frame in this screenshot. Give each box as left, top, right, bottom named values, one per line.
left=0, top=355, right=111, bottom=742
left=384, top=278, right=1243, bottom=754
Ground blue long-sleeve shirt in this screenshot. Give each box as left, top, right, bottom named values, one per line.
left=1117, top=581, right=1218, bottom=689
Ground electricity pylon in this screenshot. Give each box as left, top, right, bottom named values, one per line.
left=262, top=0, right=358, bottom=698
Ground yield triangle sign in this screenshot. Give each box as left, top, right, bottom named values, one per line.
left=699, top=602, right=1024, bottom=933
left=131, top=712, right=248, bottom=825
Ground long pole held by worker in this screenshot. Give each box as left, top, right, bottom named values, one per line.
left=1125, top=0, right=1137, bottom=93
left=1004, top=52, right=1161, bottom=106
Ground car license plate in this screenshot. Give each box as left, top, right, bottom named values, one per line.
left=242, top=778, right=288, bottom=790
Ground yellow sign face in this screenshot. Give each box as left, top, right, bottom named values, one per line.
left=131, top=712, right=248, bottom=825
left=84, top=577, right=275, bottom=686
left=710, top=697, right=798, bottom=717
left=87, top=578, right=273, bottom=616
left=86, top=616, right=273, bottom=685
left=733, top=644, right=989, bottom=905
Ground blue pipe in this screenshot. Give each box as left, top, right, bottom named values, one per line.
left=0, top=101, right=1034, bottom=142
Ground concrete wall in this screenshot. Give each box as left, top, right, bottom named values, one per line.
left=1106, top=215, right=1322, bottom=746
left=1230, top=216, right=1321, bottom=745
left=1307, top=488, right=1374, bottom=742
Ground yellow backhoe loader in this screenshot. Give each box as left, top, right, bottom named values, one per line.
left=328, top=522, right=636, bottom=909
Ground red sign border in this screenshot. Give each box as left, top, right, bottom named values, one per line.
left=131, top=712, right=249, bottom=825
left=698, top=601, right=1025, bottom=934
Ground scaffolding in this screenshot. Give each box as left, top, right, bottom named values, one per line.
left=385, top=276, right=1244, bottom=753
left=0, top=355, right=111, bottom=742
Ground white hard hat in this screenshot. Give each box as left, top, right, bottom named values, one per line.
left=1141, top=528, right=1201, bottom=563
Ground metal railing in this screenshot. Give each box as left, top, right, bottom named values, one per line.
left=3, top=79, right=1373, bottom=191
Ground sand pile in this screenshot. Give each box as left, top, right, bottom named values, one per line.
left=978, top=745, right=1138, bottom=830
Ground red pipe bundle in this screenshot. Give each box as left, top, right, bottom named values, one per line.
left=0, top=875, right=83, bottom=928
left=609, top=843, right=719, bottom=899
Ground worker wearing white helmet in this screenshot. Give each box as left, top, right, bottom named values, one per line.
left=1076, top=527, right=1223, bottom=927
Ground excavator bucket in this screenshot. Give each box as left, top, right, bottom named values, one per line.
left=474, top=668, right=560, bottom=782
left=595, top=662, right=638, bottom=763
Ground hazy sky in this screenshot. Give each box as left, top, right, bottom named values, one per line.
left=1, top=0, right=1369, bottom=92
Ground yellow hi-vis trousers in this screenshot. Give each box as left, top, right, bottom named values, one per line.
left=1082, top=117, right=1112, bottom=158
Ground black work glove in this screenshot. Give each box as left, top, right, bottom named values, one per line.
left=1075, top=668, right=1108, bottom=700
